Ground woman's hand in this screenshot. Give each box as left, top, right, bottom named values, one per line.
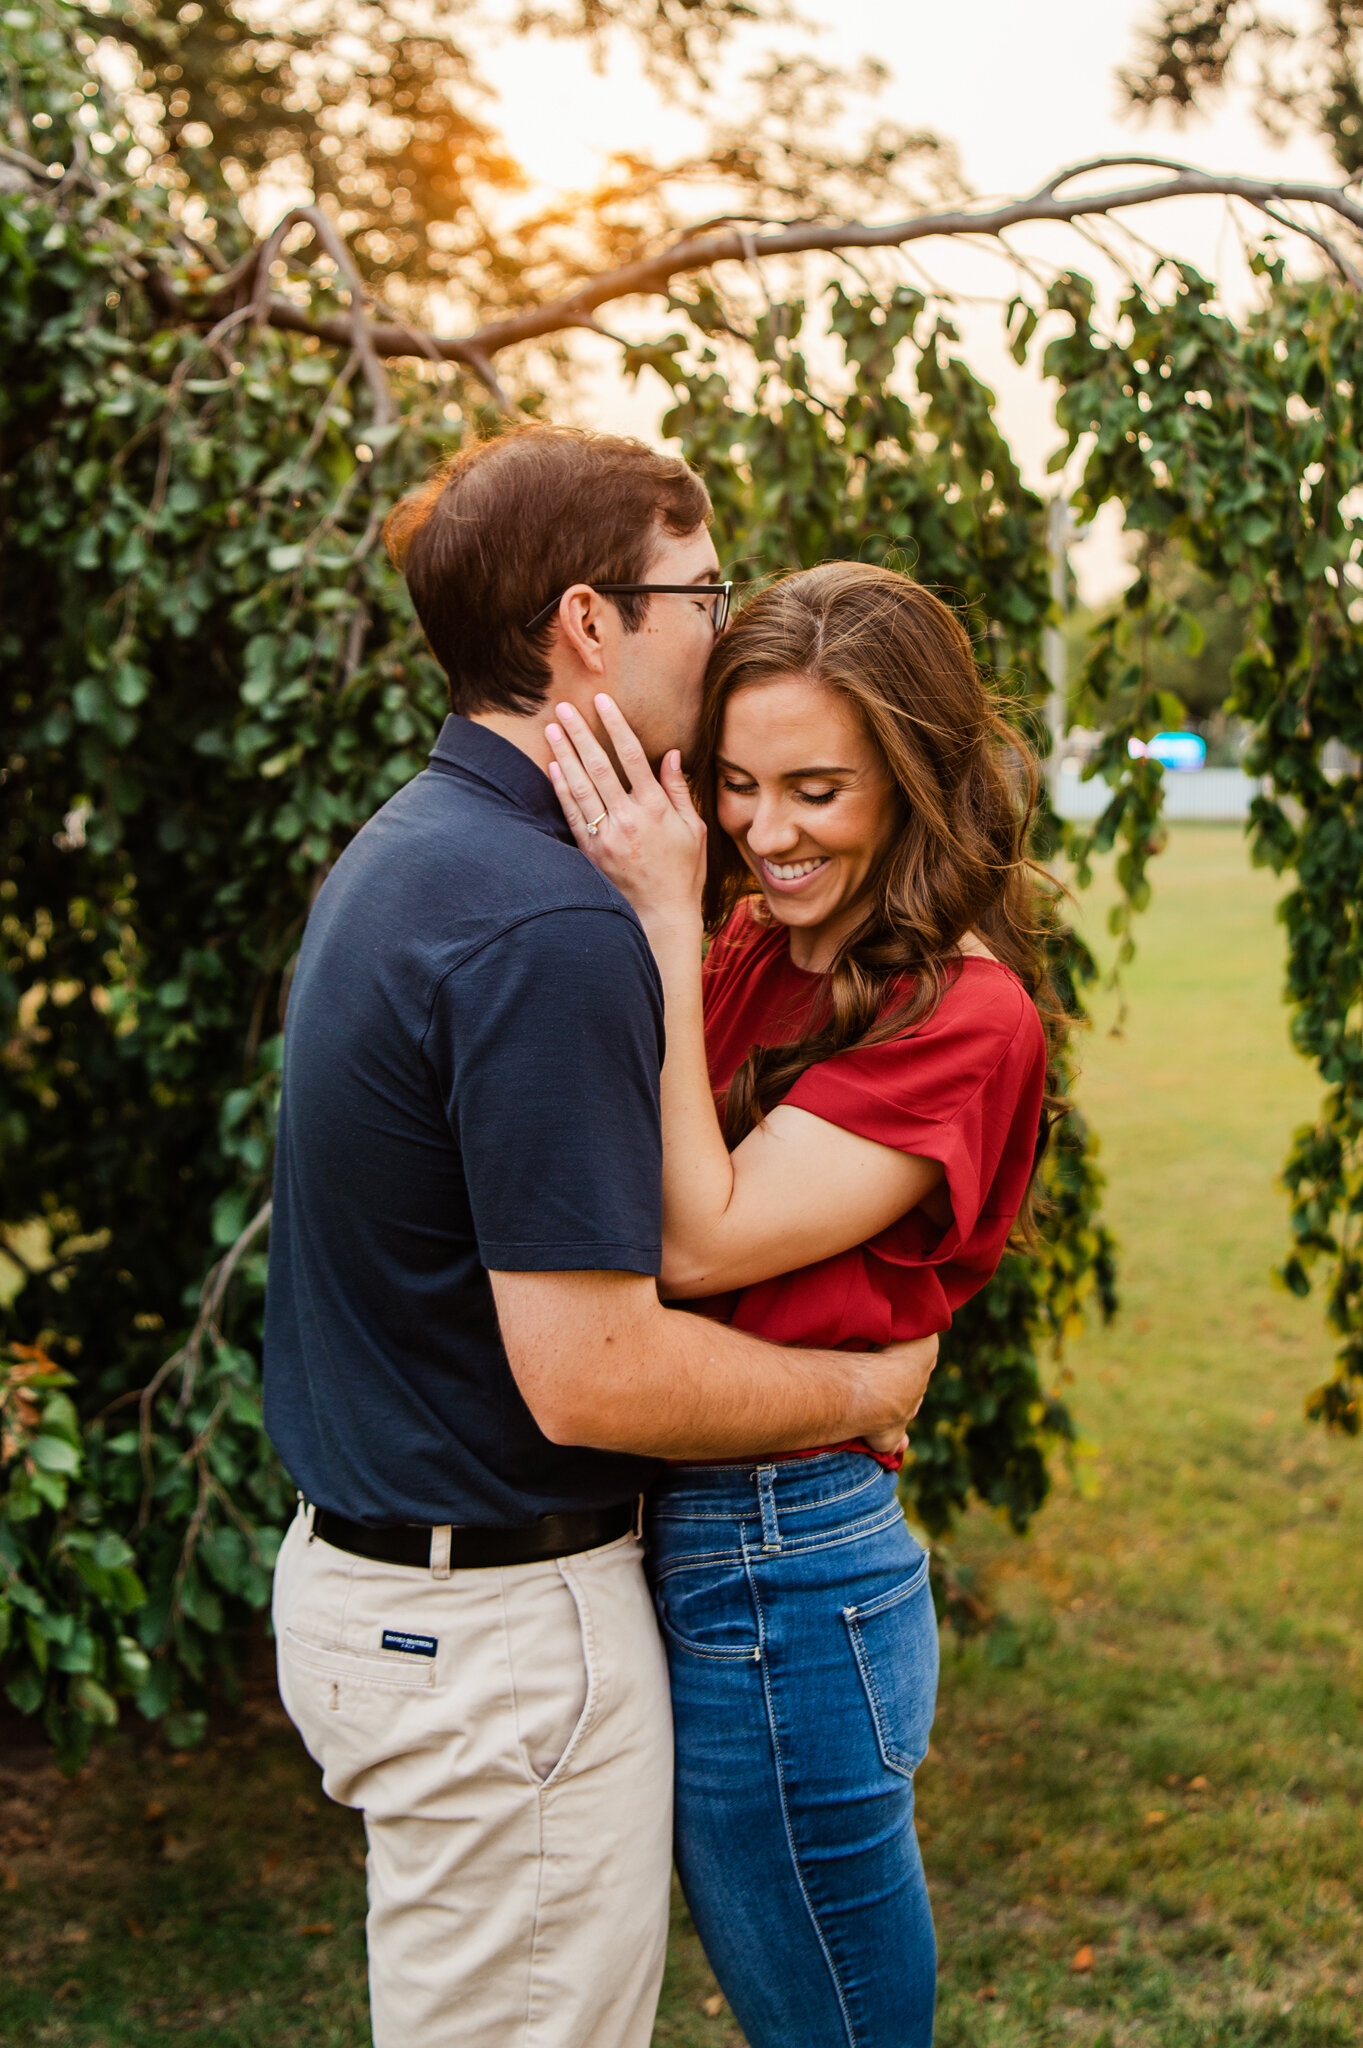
left=546, top=695, right=706, bottom=931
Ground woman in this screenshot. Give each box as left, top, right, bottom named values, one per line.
left=545, top=561, right=1059, bottom=2048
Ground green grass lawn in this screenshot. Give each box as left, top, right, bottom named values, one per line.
left=2, top=826, right=1359, bottom=2047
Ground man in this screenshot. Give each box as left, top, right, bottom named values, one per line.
left=264, top=423, right=936, bottom=2048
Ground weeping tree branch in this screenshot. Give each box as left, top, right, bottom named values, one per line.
left=11, top=147, right=1363, bottom=405
left=200, top=155, right=1363, bottom=400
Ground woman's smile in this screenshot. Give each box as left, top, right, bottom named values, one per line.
left=757, top=854, right=831, bottom=891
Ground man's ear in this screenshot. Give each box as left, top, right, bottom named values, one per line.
left=555, top=585, right=608, bottom=676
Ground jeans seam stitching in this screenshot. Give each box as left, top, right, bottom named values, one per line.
left=742, top=1532, right=861, bottom=2048
left=653, top=1507, right=907, bottom=1581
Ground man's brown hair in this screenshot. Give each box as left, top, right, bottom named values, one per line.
left=383, top=424, right=712, bottom=715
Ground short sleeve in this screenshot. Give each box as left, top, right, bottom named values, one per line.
left=783, top=966, right=1045, bottom=1268
left=424, top=907, right=665, bottom=1273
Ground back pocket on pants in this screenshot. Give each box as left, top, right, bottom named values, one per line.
left=843, top=1552, right=938, bottom=1779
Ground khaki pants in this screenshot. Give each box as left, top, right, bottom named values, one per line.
left=272, top=1505, right=674, bottom=2048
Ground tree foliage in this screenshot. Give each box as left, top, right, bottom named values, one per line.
left=4, top=0, right=1361, bottom=1768
left=1123, top=1, right=1363, bottom=177
left=75, top=0, right=954, bottom=327
left=1039, top=257, right=1363, bottom=1426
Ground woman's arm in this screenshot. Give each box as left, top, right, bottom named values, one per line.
left=546, top=697, right=946, bottom=1296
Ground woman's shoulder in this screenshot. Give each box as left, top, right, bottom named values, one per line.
left=941, top=956, right=1041, bottom=1048
left=812, top=957, right=1043, bottom=1115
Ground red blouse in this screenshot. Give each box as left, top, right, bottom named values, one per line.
left=693, top=902, right=1047, bottom=1377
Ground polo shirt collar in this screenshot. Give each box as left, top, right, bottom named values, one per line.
left=428, top=714, right=570, bottom=839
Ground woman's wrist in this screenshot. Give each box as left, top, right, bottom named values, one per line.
left=639, top=905, right=705, bottom=954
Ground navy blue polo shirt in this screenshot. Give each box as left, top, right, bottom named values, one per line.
left=262, top=715, right=665, bottom=1527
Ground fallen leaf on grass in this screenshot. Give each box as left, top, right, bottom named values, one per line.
left=161, top=1836, right=195, bottom=1863
left=1070, top=1946, right=1094, bottom=1974
left=975, top=1984, right=999, bottom=2001
left=144, top=1800, right=166, bottom=1823
left=125, top=1916, right=146, bottom=1940
left=259, top=1851, right=282, bottom=1882
left=54, top=1978, right=81, bottom=2004
left=702, top=1993, right=726, bottom=2017
left=1143, top=1810, right=1168, bottom=1828
left=2, top=1870, right=16, bottom=1893
left=298, top=1921, right=334, bottom=1938
left=57, top=1927, right=90, bottom=1946
left=1188, top=1775, right=1210, bottom=1793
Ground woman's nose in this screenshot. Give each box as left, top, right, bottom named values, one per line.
left=745, top=803, right=802, bottom=856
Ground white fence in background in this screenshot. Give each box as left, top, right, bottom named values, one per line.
left=1052, top=766, right=1267, bottom=823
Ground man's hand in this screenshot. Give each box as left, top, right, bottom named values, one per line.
left=860, top=1334, right=939, bottom=1455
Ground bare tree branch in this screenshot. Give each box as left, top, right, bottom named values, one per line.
left=11, top=144, right=1363, bottom=399
left=248, top=207, right=397, bottom=426
left=206, top=157, right=1363, bottom=383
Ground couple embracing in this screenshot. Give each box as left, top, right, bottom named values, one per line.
left=264, top=423, right=1053, bottom=2048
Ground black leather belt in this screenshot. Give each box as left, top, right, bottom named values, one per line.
left=309, top=1500, right=636, bottom=1570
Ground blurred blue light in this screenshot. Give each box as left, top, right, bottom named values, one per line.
left=1128, top=731, right=1207, bottom=772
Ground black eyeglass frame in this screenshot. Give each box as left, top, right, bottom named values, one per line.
left=522, top=581, right=732, bottom=637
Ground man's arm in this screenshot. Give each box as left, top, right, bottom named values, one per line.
left=491, top=1268, right=936, bottom=1460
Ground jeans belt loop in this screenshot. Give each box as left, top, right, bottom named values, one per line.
left=429, top=1524, right=453, bottom=1579
left=756, top=1466, right=781, bottom=1553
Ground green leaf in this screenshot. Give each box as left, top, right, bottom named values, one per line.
left=29, top=1433, right=81, bottom=1476
left=69, top=1674, right=119, bottom=1727
left=5, top=1667, right=44, bottom=1716
left=114, top=1634, right=151, bottom=1692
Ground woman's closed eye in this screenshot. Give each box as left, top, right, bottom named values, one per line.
left=719, top=778, right=839, bottom=806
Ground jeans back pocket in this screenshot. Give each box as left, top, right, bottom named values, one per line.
left=842, top=1551, right=938, bottom=1779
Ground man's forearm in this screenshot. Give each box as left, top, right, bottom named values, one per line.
left=494, top=1268, right=934, bottom=1461
left=550, top=1302, right=913, bottom=1459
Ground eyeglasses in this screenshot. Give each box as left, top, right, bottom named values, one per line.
left=523, top=581, right=733, bottom=637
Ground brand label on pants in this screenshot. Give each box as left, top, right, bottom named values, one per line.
left=381, top=1629, right=438, bottom=1658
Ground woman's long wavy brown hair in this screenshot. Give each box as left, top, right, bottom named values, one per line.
left=695, top=560, right=1066, bottom=1237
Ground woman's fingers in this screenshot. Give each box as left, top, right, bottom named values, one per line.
left=554, top=700, right=631, bottom=811
left=592, top=694, right=662, bottom=805
left=546, top=758, right=592, bottom=845
left=658, top=749, right=702, bottom=822
left=545, top=722, right=608, bottom=829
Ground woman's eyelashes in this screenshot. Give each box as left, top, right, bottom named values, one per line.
left=719, top=778, right=839, bottom=807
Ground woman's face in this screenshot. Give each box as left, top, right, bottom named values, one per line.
left=715, top=674, right=899, bottom=968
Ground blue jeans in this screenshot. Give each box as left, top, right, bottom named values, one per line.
left=647, top=1454, right=939, bottom=2048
